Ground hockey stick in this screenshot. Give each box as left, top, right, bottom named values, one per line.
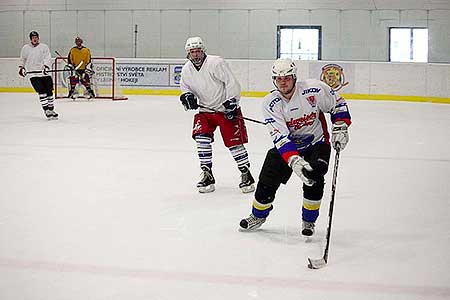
left=56, top=50, right=95, bottom=75
left=54, top=50, right=66, bottom=59
left=25, top=61, right=83, bottom=75
left=197, top=104, right=267, bottom=125
left=307, top=145, right=341, bottom=269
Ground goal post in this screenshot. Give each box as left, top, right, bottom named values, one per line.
left=54, top=57, right=127, bottom=100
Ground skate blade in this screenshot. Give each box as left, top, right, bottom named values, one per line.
left=198, top=184, right=215, bottom=193
left=304, top=236, right=313, bottom=243
left=240, top=184, right=255, bottom=194
left=47, top=116, right=58, bottom=121
left=307, top=257, right=327, bottom=269
left=238, top=225, right=263, bottom=232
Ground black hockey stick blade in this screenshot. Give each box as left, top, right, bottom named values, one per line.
left=307, top=257, right=327, bottom=269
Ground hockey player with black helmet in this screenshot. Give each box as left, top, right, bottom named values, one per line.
left=239, top=58, right=351, bottom=236
left=67, top=36, right=95, bottom=99
left=19, top=31, right=58, bottom=119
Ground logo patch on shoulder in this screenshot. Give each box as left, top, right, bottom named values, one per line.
left=268, top=97, right=281, bottom=112
left=306, top=96, right=316, bottom=107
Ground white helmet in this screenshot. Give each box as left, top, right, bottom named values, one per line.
left=271, top=58, right=297, bottom=79
left=185, top=36, right=205, bottom=53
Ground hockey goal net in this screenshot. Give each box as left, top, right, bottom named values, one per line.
left=54, top=57, right=127, bottom=100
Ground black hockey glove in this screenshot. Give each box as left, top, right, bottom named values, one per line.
left=180, top=92, right=198, bottom=110
left=18, top=67, right=26, bottom=77
left=223, top=98, right=238, bottom=120
left=43, top=65, right=50, bottom=75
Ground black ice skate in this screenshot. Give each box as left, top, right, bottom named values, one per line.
left=238, top=166, right=255, bottom=193
left=239, top=214, right=266, bottom=231
left=86, top=88, right=95, bottom=99
left=44, top=109, right=58, bottom=120
left=68, top=88, right=76, bottom=99
left=197, top=165, right=215, bottom=193
left=302, top=221, right=315, bottom=236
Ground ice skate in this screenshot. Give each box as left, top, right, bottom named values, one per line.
left=68, top=88, right=77, bottom=99
left=197, top=165, right=215, bottom=193
left=238, top=166, right=255, bottom=193
left=86, top=88, right=95, bottom=99
left=239, top=214, right=266, bottom=231
left=44, top=109, right=58, bottom=120
left=301, top=221, right=315, bottom=236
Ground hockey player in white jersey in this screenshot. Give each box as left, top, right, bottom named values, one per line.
left=19, top=31, right=58, bottom=120
left=239, top=58, right=351, bottom=236
left=179, top=36, right=255, bottom=194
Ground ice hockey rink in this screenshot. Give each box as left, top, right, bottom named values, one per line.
left=0, top=93, right=449, bottom=300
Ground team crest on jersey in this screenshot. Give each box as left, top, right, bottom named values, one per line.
left=306, top=95, right=316, bottom=107
left=320, top=64, right=349, bottom=91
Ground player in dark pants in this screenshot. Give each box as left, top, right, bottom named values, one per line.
left=239, top=58, right=351, bottom=236
left=252, top=144, right=331, bottom=230
left=19, top=31, right=58, bottom=119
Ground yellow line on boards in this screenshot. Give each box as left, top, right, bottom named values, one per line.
left=1, top=87, right=449, bottom=104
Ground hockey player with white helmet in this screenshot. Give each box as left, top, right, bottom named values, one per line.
left=239, top=58, right=351, bottom=236
left=179, top=36, right=255, bottom=194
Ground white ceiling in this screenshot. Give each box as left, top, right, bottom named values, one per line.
left=0, top=0, right=449, bottom=10
left=347, top=0, right=449, bottom=9
left=276, top=0, right=450, bottom=10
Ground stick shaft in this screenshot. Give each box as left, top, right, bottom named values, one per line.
left=25, top=61, right=83, bottom=75
left=25, top=69, right=69, bottom=74
left=198, top=104, right=267, bottom=125
left=323, top=147, right=341, bottom=262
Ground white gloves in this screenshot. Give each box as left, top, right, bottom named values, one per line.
left=331, top=121, right=349, bottom=151
left=65, top=63, right=74, bottom=70
left=288, top=155, right=314, bottom=186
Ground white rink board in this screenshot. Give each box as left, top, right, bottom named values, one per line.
left=1, top=58, right=449, bottom=98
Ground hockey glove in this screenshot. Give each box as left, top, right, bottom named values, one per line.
left=18, top=67, right=26, bottom=77
left=43, top=65, right=50, bottom=75
left=85, top=63, right=95, bottom=76
left=223, top=98, right=238, bottom=120
left=180, top=92, right=198, bottom=110
left=331, top=121, right=349, bottom=151
left=288, top=155, right=315, bottom=186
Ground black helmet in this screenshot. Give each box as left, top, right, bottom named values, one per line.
left=29, top=31, right=39, bottom=39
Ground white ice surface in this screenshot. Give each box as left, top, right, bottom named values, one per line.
left=0, top=93, right=449, bottom=300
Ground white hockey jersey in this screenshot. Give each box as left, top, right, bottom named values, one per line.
left=262, top=78, right=351, bottom=162
left=180, top=55, right=241, bottom=112
left=19, top=43, right=52, bottom=78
